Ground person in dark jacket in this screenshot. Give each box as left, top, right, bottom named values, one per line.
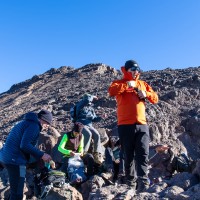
left=101, top=135, right=125, bottom=183
left=0, top=109, right=53, bottom=200
left=75, top=93, right=104, bottom=165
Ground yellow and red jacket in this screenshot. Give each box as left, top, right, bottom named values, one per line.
left=108, top=67, right=158, bottom=125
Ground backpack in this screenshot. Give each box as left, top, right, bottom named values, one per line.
left=34, top=168, right=66, bottom=199
left=67, top=156, right=87, bottom=185
left=70, top=104, right=77, bottom=122
left=175, top=153, right=191, bottom=172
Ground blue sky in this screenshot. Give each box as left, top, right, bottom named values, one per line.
left=0, top=0, right=200, bottom=93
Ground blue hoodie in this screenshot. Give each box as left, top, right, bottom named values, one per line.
left=75, top=94, right=101, bottom=126
left=0, top=112, right=44, bottom=165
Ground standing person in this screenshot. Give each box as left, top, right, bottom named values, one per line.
left=75, top=93, right=104, bottom=165
left=108, top=60, right=158, bottom=192
left=0, top=109, right=53, bottom=200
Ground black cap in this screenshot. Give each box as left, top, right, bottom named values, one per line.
left=38, top=109, right=53, bottom=125
left=125, top=60, right=140, bottom=72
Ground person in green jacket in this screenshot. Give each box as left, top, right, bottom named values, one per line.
left=58, top=122, right=95, bottom=178
left=58, top=122, right=84, bottom=170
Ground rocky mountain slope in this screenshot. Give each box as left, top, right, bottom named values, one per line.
left=0, top=63, right=199, bottom=159
left=0, top=63, right=200, bottom=199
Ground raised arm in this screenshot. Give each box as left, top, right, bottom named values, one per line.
left=58, top=134, right=71, bottom=156
left=143, top=82, right=159, bottom=104
left=108, top=80, right=128, bottom=97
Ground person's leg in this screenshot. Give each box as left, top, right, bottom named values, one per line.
left=116, top=149, right=126, bottom=183
left=118, top=125, right=137, bottom=187
left=135, top=124, right=150, bottom=192
left=60, top=157, right=69, bottom=174
left=119, top=149, right=125, bottom=175
left=82, top=126, right=92, bottom=153
left=88, top=126, right=104, bottom=164
left=104, top=148, right=114, bottom=171
left=82, top=153, right=95, bottom=177
left=100, top=148, right=114, bottom=180
left=6, top=164, right=26, bottom=200
left=88, top=126, right=102, bottom=154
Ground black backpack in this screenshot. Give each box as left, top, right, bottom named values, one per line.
left=175, top=153, right=191, bottom=172
left=34, top=168, right=66, bottom=199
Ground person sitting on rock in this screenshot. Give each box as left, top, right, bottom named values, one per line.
left=101, top=135, right=125, bottom=183
left=58, top=122, right=94, bottom=183
left=74, top=93, right=104, bottom=165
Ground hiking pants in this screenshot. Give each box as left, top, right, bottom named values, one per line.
left=5, top=164, right=26, bottom=200
left=82, top=125, right=102, bottom=154
left=118, top=124, right=149, bottom=183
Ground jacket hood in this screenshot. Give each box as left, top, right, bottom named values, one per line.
left=83, top=93, right=94, bottom=103
left=24, top=112, right=40, bottom=124
left=121, top=66, right=140, bottom=81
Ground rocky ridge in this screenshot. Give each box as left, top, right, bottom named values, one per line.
left=0, top=63, right=200, bottom=199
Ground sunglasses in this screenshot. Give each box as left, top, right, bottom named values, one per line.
left=129, top=66, right=141, bottom=72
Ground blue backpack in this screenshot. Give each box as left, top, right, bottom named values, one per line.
left=67, top=156, right=87, bottom=185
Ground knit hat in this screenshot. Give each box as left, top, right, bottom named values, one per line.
left=125, top=60, right=140, bottom=72
left=73, top=122, right=84, bottom=133
left=38, top=109, right=53, bottom=125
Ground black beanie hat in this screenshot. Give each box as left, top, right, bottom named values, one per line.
left=125, top=60, right=140, bottom=71
left=73, top=122, right=84, bottom=133
left=38, top=109, right=53, bottom=125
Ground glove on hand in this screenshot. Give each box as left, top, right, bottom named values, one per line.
left=127, top=81, right=136, bottom=88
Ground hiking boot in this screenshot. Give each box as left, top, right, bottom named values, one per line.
left=136, top=179, right=149, bottom=193
left=126, top=178, right=137, bottom=191
left=101, top=171, right=113, bottom=181
left=94, top=152, right=104, bottom=165
left=117, top=173, right=126, bottom=184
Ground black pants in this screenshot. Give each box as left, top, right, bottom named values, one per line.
left=118, top=124, right=149, bottom=182
left=5, top=164, right=26, bottom=200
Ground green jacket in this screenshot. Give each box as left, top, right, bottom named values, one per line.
left=58, top=131, right=84, bottom=157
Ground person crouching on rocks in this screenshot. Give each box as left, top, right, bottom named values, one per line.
left=58, top=122, right=94, bottom=183
left=0, top=109, right=53, bottom=200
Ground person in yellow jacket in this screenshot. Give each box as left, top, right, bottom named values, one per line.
left=108, top=60, right=158, bottom=193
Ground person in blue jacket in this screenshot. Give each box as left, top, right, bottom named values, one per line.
left=75, top=93, right=104, bottom=165
left=0, top=109, right=53, bottom=200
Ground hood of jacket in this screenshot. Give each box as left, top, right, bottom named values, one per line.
left=83, top=93, right=94, bottom=103
left=24, top=112, right=42, bottom=130
left=121, top=66, right=140, bottom=81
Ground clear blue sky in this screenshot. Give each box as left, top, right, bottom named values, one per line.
left=0, top=0, right=200, bottom=93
